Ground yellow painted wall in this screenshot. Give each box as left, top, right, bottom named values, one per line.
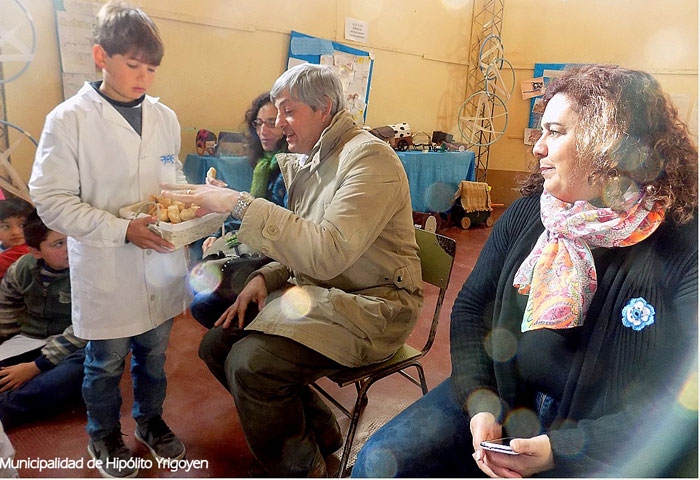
left=490, top=0, right=699, bottom=177
left=3, top=0, right=697, bottom=203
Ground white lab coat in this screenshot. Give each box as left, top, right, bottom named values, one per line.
left=29, top=82, right=192, bottom=340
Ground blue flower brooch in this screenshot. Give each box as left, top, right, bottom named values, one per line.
left=621, top=297, right=655, bottom=331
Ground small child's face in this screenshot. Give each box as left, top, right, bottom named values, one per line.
left=37, top=231, right=69, bottom=271
left=0, top=215, right=27, bottom=248
left=93, top=45, right=158, bottom=102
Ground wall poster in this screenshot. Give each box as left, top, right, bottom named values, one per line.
left=522, top=63, right=569, bottom=145
left=53, top=0, right=102, bottom=99
left=287, top=30, right=374, bottom=124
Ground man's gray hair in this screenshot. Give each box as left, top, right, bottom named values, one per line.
left=270, top=63, right=346, bottom=116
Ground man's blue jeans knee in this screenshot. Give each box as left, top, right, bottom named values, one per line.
left=352, top=378, right=482, bottom=477
left=83, top=320, right=172, bottom=439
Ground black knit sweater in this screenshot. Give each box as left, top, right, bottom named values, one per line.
left=450, top=194, right=698, bottom=477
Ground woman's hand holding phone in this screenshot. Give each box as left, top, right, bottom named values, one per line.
left=480, top=437, right=520, bottom=455
left=478, top=434, right=556, bottom=478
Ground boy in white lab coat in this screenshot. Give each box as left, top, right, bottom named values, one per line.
left=29, top=2, right=191, bottom=477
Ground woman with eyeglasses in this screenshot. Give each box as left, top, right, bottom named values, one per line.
left=241, top=92, right=289, bottom=205
left=191, top=93, right=288, bottom=328
left=206, top=92, right=288, bottom=206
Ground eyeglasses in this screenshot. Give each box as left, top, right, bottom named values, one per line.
left=252, top=119, right=277, bottom=130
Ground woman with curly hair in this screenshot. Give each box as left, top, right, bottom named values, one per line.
left=353, top=64, right=698, bottom=477
left=206, top=92, right=289, bottom=206
left=192, top=93, right=288, bottom=328
left=241, top=92, right=289, bottom=204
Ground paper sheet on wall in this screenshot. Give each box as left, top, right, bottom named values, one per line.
left=56, top=10, right=95, bottom=74
left=54, top=0, right=102, bottom=99
left=61, top=72, right=92, bottom=99
left=521, top=77, right=544, bottom=100
left=320, top=53, right=371, bottom=123
left=61, top=0, right=101, bottom=16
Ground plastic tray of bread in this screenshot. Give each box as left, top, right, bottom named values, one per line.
left=119, top=195, right=228, bottom=249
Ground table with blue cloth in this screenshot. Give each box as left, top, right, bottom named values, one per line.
left=395, top=150, right=475, bottom=212
left=183, top=150, right=475, bottom=213
left=183, top=154, right=253, bottom=191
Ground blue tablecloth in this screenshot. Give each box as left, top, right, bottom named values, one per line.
left=183, top=154, right=253, bottom=192
left=396, top=150, right=475, bottom=212
left=184, top=150, right=475, bottom=213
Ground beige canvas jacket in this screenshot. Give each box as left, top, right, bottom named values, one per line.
left=238, top=110, right=423, bottom=367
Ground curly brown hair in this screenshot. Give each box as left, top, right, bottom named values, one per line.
left=243, top=92, right=288, bottom=168
left=520, top=64, right=697, bottom=225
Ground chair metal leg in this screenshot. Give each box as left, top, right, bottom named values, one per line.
left=415, top=363, right=428, bottom=394
left=396, top=362, right=429, bottom=394
left=337, top=383, right=369, bottom=477
left=317, top=228, right=456, bottom=476
left=312, top=382, right=352, bottom=419
left=334, top=364, right=430, bottom=476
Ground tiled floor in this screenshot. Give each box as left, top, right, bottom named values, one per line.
left=7, top=210, right=501, bottom=478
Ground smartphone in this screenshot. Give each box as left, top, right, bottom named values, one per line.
left=480, top=437, right=519, bottom=455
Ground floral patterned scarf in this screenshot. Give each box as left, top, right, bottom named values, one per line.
left=513, top=190, right=665, bottom=332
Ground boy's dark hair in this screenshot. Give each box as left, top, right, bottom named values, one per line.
left=23, top=210, right=50, bottom=250
left=0, top=197, right=34, bottom=222
left=94, top=1, right=164, bottom=66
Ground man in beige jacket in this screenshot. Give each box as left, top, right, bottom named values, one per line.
left=162, top=63, right=422, bottom=477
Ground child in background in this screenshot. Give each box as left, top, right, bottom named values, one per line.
left=28, top=1, right=190, bottom=477
left=0, top=197, right=33, bottom=278
left=0, top=210, right=85, bottom=430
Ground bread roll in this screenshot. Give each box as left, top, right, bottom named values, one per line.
left=167, top=205, right=182, bottom=223
left=143, top=194, right=202, bottom=223
left=179, top=206, right=198, bottom=221
left=158, top=205, right=169, bottom=222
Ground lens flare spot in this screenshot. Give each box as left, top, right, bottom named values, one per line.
left=600, top=175, right=638, bottom=208
left=279, top=287, right=312, bottom=320
left=466, top=388, right=502, bottom=419
left=503, top=407, right=542, bottom=438
left=358, top=447, right=398, bottom=477
left=678, top=370, right=698, bottom=412
left=188, top=262, right=223, bottom=293
left=644, top=29, right=687, bottom=66
left=484, top=327, right=518, bottom=363
left=442, top=0, right=470, bottom=9
left=145, top=257, right=184, bottom=288
left=350, top=0, right=384, bottom=22
left=426, top=181, right=457, bottom=213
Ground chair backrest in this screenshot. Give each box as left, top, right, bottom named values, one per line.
left=414, top=227, right=456, bottom=355
left=315, top=228, right=457, bottom=477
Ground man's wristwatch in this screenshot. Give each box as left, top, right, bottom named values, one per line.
left=231, top=191, right=254, bottom=220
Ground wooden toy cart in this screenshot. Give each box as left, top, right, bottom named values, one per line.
left=450, top=181, right=494, bottom=229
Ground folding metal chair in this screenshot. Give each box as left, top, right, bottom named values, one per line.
left=312, top=227, right=457, bottom=477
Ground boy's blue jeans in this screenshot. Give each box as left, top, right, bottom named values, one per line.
left=352, top=378, right=484, bottom=477
left=82, top=319, right=173, bottom=440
